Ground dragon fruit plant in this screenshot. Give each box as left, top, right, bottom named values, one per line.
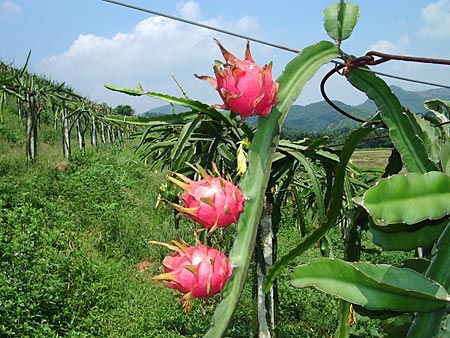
left=196, top=39, right=279, bottom=120
left=167, top=165, right=245, bottom=233
left=149, top=239, right=233, bottom=311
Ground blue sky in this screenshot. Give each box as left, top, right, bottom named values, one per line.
left=1, top=0, right=449, bottom=112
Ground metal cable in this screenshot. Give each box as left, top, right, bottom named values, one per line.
left=101, top=0, right=300, bottom=53
left=101, top=0, right=450, bottom=90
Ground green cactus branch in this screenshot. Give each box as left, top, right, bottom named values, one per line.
left=407, top=221, right=450, bottom=337
left=204, top=41, right=341, bottom=338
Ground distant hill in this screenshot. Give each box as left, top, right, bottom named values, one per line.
left=142, top=104, right=187, bottom=116
left=285, top=100, right=368, bottom=132
left=355, top=85, right=450, bottom=115
left=142, top=86, right=450, bottom=132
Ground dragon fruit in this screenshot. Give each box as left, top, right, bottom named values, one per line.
left=150, top=239, right=233, bottom=309
left=196, top=39, right=279, bottom=119
left=168, top=165, right=245, bottom=233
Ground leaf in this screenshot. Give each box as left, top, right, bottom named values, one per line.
left=323, top=1, right=360, bottom=44
left=382, top=148, right=403, bottom=178
left=368, top=218, right=442, bottom=233
left=306, top=136, right=330, bottom=149
left=334, top=300, right=351, bottom=338
left=405, top=109, right=441, bottom=164
left=204, top=41, right=341, bottom=338
left=346, top=69, right=438, bottom=174
left=361, top=172, right=450, bottom=225
left=104, top=111, right=197, bottom=126
left=105, top=84, right=233, bottom=127
left=402, top=258, right=431, bottom=274
left=353, top=304, right=404, bottom=320
left=383, top=314, right=414, bottom=338
left=414, top=221, right=450, bottom=287
left=291, top=185, right=307, bottom=237
left=104, top=84, right=144, bottom=96
left=285, top=150, right=326, bottom=222
left=424, top=99, right=450, bottom=124
left=2, top=87, right=25, bottom=101
left=440, top=141, right=450, bottom=175
left=343, top=177, right=361, bottom=262
left=408, top=218, right=450, bottom=337
left=174, top=145, right=195, bottom=169
left=263, top=127, right=372, bottom=292
left=278, top=139, right=340, bottom=164
left=368, top=219, right=448, bottom=251
left=217, top=143, right=236, bottom=169
left=18, top=50, right=32, bottom=79
left=440, top=315, right=450, bottom=338
left=170, top=115, right=202, bottom=160
left=291, top=258, right=449, bottom=312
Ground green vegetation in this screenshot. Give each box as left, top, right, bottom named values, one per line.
left=113, top=104, right=135, bottom=116
left=0, top=142, right=239, bottom=336
left=0, top=97, right=412, bottom=336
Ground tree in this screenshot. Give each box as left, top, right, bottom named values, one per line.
left=113, top=104, right=134, bottom=116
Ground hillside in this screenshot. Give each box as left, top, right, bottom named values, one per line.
left=355, top=85, right=450, bottom=114
left=143, top=104, right=188, bottom=115
left=284, top=100, right=367, bottom=131
left=143, top=86, right=450, bottom=132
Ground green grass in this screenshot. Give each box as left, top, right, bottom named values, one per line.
left=0, top=144, right=329, bottom=337
left=0, top=143, right=343, bottom=337
left=0, top=139, right=259, bottom=337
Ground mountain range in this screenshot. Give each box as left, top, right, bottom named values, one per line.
left=143, top=85, right=450, bottom=132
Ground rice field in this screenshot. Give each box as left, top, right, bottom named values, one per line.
left=351, top=148, right=392, bottom=168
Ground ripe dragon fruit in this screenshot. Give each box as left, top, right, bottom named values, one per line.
left=168, top=165, right=245, bottom=233
left=149, top=239, right=233, bottom=310
left=196, top=39, right=279, bottom=119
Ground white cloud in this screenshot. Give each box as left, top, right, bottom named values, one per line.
left=39, top=2, right=261, bottom=113
left=176, top=1, right=201, bottom=20
left=1, top=1, right=22, bottom=16
left=364, top=26, right=449, bottom=95
left=237, top=16, right=259, bottom=32
left=369, top=40, right=402, bottom=54
left=368, top=35, right=410, bottom=54
left=420, top=0, right=450, bottom=39
left=397, top=35, right=410, bottom=46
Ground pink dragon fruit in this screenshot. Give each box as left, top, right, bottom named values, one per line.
left=196, top=39, right=279, bottom=119
left=149, top=239, right=233, bottom=309
left=168, top=165, right=245, bottom=233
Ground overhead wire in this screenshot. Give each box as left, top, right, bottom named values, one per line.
left=101, top=0, right=450, bottom=90
left=100, top=0, right=300, bottom=53
left=331, top=60, right=450, bottom=89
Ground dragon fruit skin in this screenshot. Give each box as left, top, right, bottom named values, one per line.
left=182, top=177, right=244, bottom=228
left=150, top=240, right=232, bottom=301
left=168, top=168, right=245, bottom=232
left=196, top=39, right=279, bottom=119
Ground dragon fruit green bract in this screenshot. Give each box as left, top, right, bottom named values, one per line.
left=168, top=165, right=245, bottom=233
left=149, top=239, right=233, bottom=308
left=196, top=39, right=279, bottom=119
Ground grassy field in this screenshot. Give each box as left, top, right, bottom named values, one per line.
left=351, top=148, right=392, bottom=168
left=1, top=143, right=353, bottom=337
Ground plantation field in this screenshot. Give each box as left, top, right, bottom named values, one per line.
left=2, top=45, right=447, bottom=335
left=3, top=0, right=450, bottom=334
left=0, top=139, right=411, bottom=337
left=351, top=148, right=392, bottom=168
